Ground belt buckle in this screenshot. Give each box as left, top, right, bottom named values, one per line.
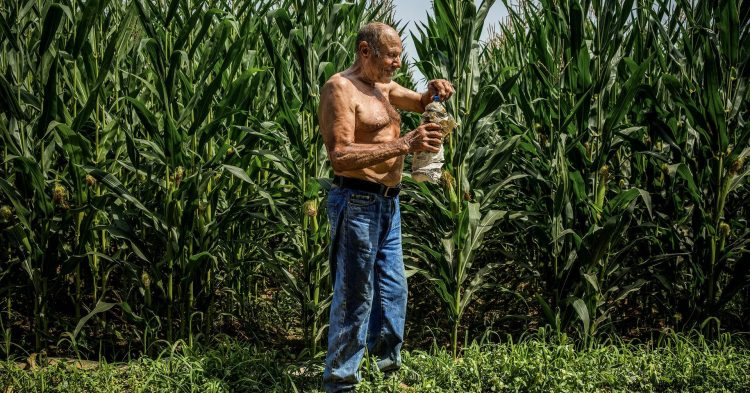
left=383, top=184, right=399, bottom=197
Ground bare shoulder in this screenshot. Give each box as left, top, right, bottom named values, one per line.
left=319, top=73, right=356, bottom=124
left=322, top=73, right=355, bottom=98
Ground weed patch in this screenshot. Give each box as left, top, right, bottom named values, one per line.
left=1, top=334, right=747, bottom=392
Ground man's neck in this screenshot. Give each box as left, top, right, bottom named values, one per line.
left=349, top=61, right=379, bottom=88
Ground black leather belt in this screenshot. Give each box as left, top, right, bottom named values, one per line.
left=333, top=176, right=401, bottom=198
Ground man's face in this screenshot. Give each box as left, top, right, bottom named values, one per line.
left=365, top=30, right=402, bottom=83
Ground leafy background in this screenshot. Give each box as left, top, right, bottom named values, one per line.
left=0, top=0, right=748, bottom=362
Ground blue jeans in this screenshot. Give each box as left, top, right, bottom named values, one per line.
left=323, top=186, right=408, bottom=393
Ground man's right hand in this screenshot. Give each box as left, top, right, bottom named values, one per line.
left=403, top=123, right=443, bottom=153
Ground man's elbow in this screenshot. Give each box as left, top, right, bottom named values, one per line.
left=330, top=160, right=345, bottom=172
left=329, top=151, right=348, bottom=172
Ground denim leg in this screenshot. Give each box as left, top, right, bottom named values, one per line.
left=324, top=188, right=380, bottom=393
left=366, top=197, right=407, bottom=373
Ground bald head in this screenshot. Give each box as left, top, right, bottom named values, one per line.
left=356, top=22, right=399, bottom=59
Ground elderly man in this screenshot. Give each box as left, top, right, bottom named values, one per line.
left=318, top=22, right=454, bottom=392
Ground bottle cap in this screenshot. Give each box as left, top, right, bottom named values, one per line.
left=433, top=95, right=440, bottom=102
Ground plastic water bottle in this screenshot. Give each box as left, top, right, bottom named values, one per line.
left=411, top=95, right=456, bottom=183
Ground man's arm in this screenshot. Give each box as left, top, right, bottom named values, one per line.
left=389, top=83, right=432, bottom=113
left=389, top=79, right=455, bottom=113
left=319, top=77, right=442, bottom=172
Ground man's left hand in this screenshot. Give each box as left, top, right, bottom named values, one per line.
left=427, top=79, right=454, bottom=102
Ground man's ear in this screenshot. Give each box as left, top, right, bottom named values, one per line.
left=358, top=41, right=370, bottom=58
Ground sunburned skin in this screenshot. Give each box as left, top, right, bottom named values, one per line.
left=320, top=74, right=407, bottom=186
left=319, top=25, right=455, bottom=187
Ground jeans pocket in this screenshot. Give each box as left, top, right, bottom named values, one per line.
left=348, top=192, right=376, bottom=207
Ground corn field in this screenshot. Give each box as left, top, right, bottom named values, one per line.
left=0, top=0, right=748, bottom=362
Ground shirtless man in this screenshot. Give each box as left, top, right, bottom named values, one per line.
left=318, top=22, right=454, bottom=392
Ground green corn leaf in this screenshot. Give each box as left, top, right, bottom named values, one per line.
left=106, top=220, right=150, bottom=262
left=0, top=74, right=25, bottom=120
left=164, top=0, right=181, bottom=26
left=222, top=164, right=252, bottom=184
left=187, top=39, right=243, bottom=136
left=704, top=43, right=728, bottom=152
left=0, top=178, right=31, bottom=228
left=572, top=298, right=590, bottom=336
left=37, top=57, right=59, bottom=139
left=0, top=12, right=19, bottom=51
left=667, top=163, right=700, bottom=202
left=583, top=273, right=600, bottom=292
left=72, top=301, right=116, bottom=340
left=173, top=8, right=202, bottom=51
left=535, top=295, right=558, bottom=329
left=189, top=8, right=223, bottom=59
left=48, top=121, right=92, bottom=159
left=83, top=166, right=161, bottom=226
left=596, top=56, right=652, bottom=168
left=70, top=0, right=112, bottom=57
left=39, top=3, right=65, bottom=58
left=717, top=0, right=739, bottom=65
left=125, top=97, right=159, bottom=136
left=71, top=6, right=133, bottom=132
left=608, top=188, right=652, bottom=217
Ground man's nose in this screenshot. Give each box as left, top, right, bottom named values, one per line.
left=393, top=57, right=401, bottom=68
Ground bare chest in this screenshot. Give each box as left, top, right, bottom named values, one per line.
left=353, top=89, right=401, bottom=137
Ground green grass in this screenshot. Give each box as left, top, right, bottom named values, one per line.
left=1, top=332, right=748, bottom=392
